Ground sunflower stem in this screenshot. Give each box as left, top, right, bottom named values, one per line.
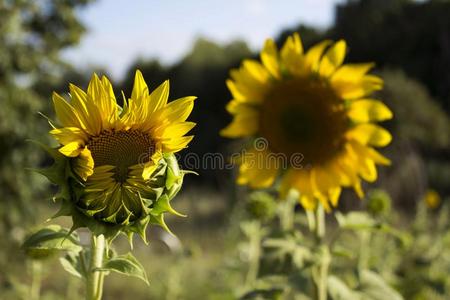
left=86, top=234, right=106, bottom=300
left=30, top=260, right=42, bottom=300
left=280, top=194, right=296, bottom=231
left=245, top=221, right=262, bottom=288
left=311, top=204, right=329, bottom=300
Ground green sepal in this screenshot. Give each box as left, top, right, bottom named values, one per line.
left=37, top=138, right=189, bottom=244
left=151, top=195, right=186, bottom=217
left=125, top=215, right=151, bottom=245
left=149, top=213, right=174, bottom=236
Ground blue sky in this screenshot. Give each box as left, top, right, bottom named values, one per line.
left=63, top=0, right=345, bottom=80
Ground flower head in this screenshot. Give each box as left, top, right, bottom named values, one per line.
left=222, top=34, right=392, bottom=211
left=424, top=189, right=441, bottom=209
left=41, top=70, right=195, bottom=239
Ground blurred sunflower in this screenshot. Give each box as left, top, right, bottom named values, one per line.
left=45, top=70, right=195, bottom=236
left=221, top=34, right=392, bottom=211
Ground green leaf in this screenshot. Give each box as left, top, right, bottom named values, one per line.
left=22, top=225, right=82, bottom=259
left=98, top=253, right=149, bottom=285
left=357, top=270, right=403, bottom=300
left=59, top=251, right=88, bottom=279
left=335, top=212, right=377, bottom=230
left=328, top=276, right=359, bottom=300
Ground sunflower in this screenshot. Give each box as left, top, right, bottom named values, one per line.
left=43, top=70, right=195, bottom=237
left=221, top=34, right=392, bottom=211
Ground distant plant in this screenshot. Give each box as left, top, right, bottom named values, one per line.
left=221, top=32, right=395, bottom=300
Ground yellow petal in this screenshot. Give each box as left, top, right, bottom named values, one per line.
left=349, top=141, right=391, bottom=166
left=230, top=68, right=270, bottom=101
left=237, top=150, right=278, bottom=188
left=69, top=84, right=102, bottom=135
left=281, top=33, right=303, bottom=58
left=50, top=127, right=87, bottom=145
left=148, top=80, right=170, bottom=114
left=100, top=75, right=118, bottom=123
left=87, top=74, right=118, bottom=129
left=280, top=33, right=306, bottom=76
left=331, top=63, right=374, bottom=82
left=260, top=39, right=281, bottom=79
left=73, top=148, right=94, bottom=181
left=329, top=187, right=342, bottom=207
left=332, top=74, right=383, bottom=100
left=226, top=79, right=265, bottom=104
left=141, top=161, right=159, bottom=180
left=299, top=194, right=317, bottom=211
left=220, top=109, right=259, bottom=138
left=225, top=100, right=259, bottom=114
left=162, top=136, right=194, bottom=153
left=346, top=124, right=392, bottom=147
left=290, top=169, right=313, bottom=195
left=353, top=180, right=364, bottom=198
left=161, top=122, right=196, bottom=139
left=279, top=170, right=295, bottom=200
left=346, top=143, right=378, bottom=182
left=59, top=141, right=83, bottom=157
left=131, top=70, right=149, bottom=101
left=242, top=59, right=270, bottom=83
left=52, top=92, right=82, bottom=128
left=162, top=96, right=196, bottom=122
left=348, top=99, right=393, bottom=123
left=311, top=165, right=339, bottom=195
left=304, top=40, right=332, bottom=72
left=318, top=40, right=346, bottom=78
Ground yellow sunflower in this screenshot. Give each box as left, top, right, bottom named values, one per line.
left=221, top=34, right=392, bottom=211
left=46, top=70, right=195, bottom=234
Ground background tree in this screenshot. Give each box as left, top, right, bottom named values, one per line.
left=0, top=0, right=94, bottom=274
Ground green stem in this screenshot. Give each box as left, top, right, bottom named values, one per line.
left=280, top=195, right=296, bottom=231
left=86, top=234, right=106, bottom=300
left=30, top=261, right=42, bottom=300
left=358, top=231, right=371, bottom=271
left=245, top=221, right=262, bottom=287
left=311, top=204, right=330, bottom=300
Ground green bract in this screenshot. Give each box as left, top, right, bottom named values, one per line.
left=37, top=142, right=185, bottom=241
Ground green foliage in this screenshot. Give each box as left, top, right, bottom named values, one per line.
left=99, top=253, right=149, bottom=285
left=22, top=225, right=82, bottom=260
left=246, top=192, right=277, bottom=222
left=366, top=189, right=392, bottom=216
left=0, top=0, right=93, bottom=229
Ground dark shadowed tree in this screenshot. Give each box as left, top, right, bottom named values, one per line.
left=0, top=0, right=94, bottom=230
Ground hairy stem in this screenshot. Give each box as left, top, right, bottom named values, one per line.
left=86, top=234, right=105, bottom=300
left=312, top=204, right=330, bottom=300
left=30, top=261, right=42, bottom=300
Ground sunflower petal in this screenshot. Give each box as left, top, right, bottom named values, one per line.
left=260, top=39, right=281, bottom=79
left=318, top=40, right=346, bottom=78
left=348, top=99, right=393, bottom=123
left=131, top=70, right=149, bottom=101
left=305, top=40, right=332, bottom=72
left=163, top=136, right=194, bottom=153
left=220, top=109, right=259, bottom=138
left=59, top=141, right=83, bottom=157
left=347, top=124, right=392, bottom=147
left=52, top=92, right=83, bottom=128
left=73, top=148, right=95, bottom=181
left=50, top=127, right=87, bottom=145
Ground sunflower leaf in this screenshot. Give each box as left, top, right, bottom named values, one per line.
left=22, top=225, right=82, bottom=260
left=97, top=252, right=149, bottom=285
